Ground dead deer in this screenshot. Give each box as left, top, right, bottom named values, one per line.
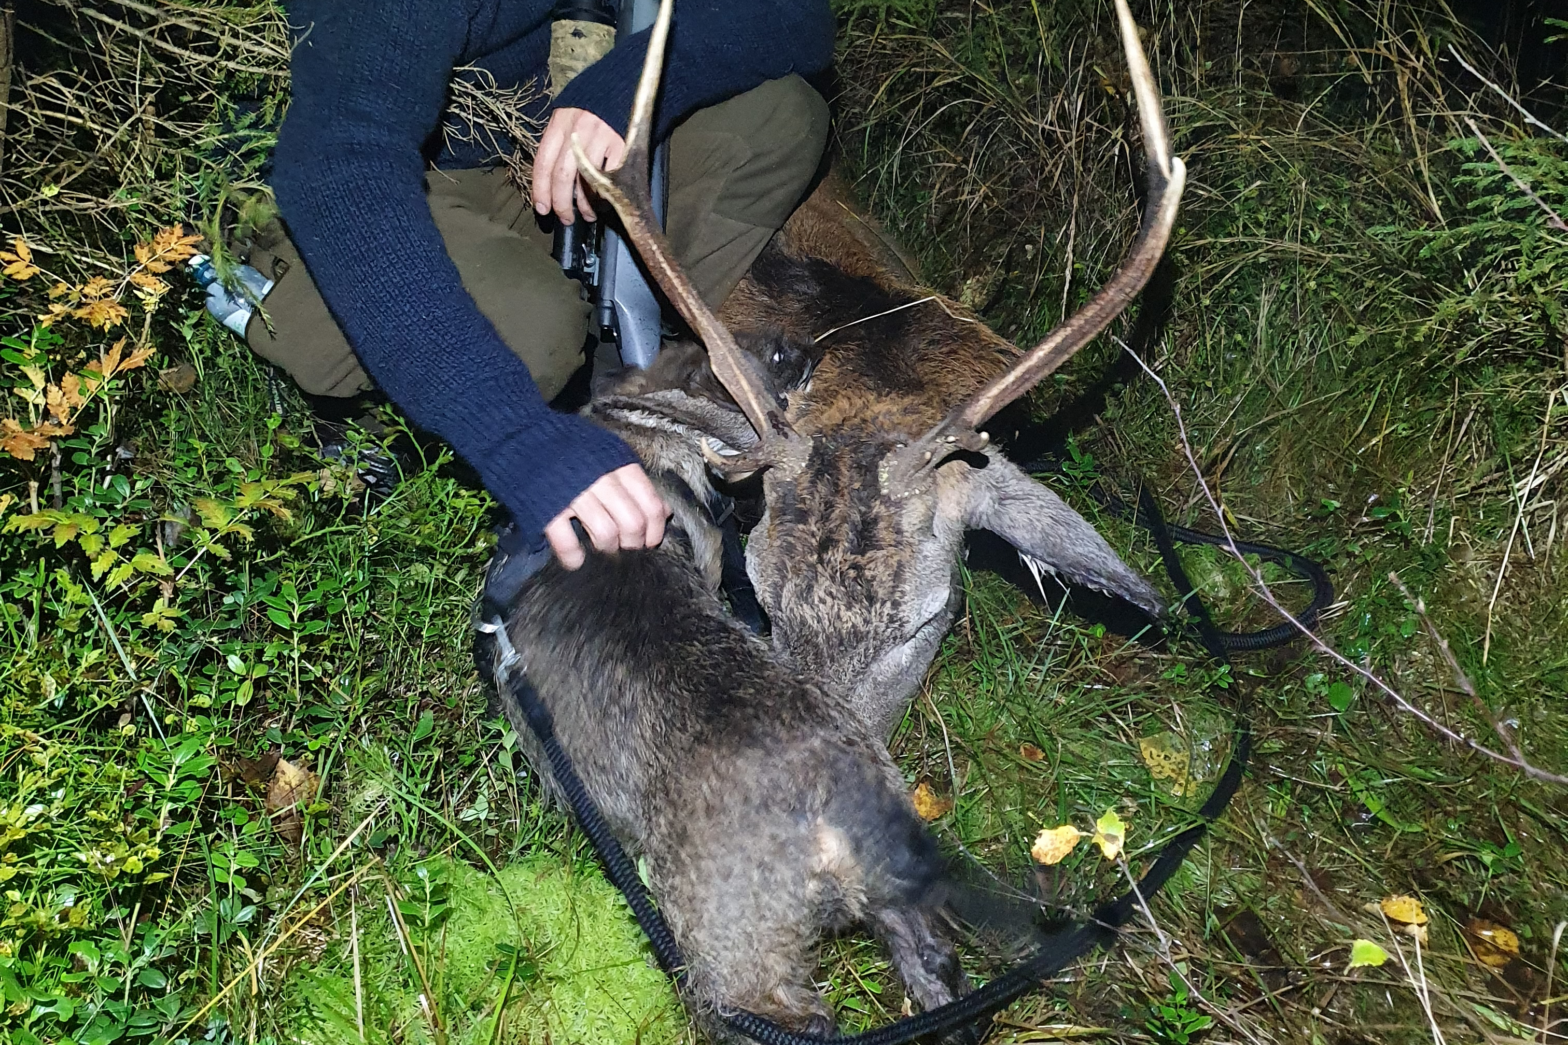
left=483, top=6, right=1004, bottom=1029
left=580, top=0, right=1185, bottom=739
left=490, top=335, right=978, bottom=1039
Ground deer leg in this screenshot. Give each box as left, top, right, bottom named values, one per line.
left=870, top=904, right=982, bottom=1043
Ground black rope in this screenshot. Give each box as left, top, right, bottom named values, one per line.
left=495, top=480, right=1322, bottom=1045
left=1015, top=456, right=1335, bottom=654
left=1112, top=484, right=1334, bottom=652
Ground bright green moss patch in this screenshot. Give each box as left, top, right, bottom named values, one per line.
left=280, top=857, right=682, bottom=1045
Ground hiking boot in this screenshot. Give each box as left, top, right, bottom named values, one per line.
left=303, top=392, right=407, bottom=503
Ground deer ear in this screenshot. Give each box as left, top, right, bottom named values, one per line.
left=594, top=387, right=762, bottom=453
left=963, top=454, right=1164, bottom=616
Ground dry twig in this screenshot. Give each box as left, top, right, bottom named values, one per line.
left=1464, top=117, right=1568, bottom=234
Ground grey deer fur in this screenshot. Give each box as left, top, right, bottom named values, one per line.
left=495, top=341, right=975, bottom=1040
left=715, top=239, right=1166, bottom=740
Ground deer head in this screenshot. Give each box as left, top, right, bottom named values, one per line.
left=575, top=0, right=1185, bottom=736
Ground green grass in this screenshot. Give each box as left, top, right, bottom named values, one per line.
left=832, top=0, right=1568, bottom=1038
left=3, top=0, right=1567, bottom=1042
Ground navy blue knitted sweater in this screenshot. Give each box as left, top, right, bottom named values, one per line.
left=272, top=0, right=833, bottom=541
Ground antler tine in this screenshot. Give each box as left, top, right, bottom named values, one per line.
left=617, top=0, right=667, bottom=164
left=880, top=0, right=1186, bottom=495
left=571, top=0, right=793, bottom=447
left=1116, top=0, right=1173, bottom=184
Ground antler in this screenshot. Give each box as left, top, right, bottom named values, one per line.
left=879, top=0, right=1187, bottom=497
left=570, top=0, right=796, bottom=460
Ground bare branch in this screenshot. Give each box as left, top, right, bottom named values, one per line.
left=1448, top=47, right=1568, bottom=147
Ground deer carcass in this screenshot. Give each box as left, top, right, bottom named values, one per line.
left=491, top=337, right=976, bottom=1038
left=487, top=6, right=989, bottom=1029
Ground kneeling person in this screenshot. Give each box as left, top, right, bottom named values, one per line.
left=256, top=0, right=831, bottom=567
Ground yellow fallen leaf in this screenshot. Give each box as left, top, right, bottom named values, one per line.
left=1463, top=918, right=1519, bottom=968
left=1030, top=825, right=1082, bottom=865
left=1379, top=895, right=1428, bottom=926
left=910, top=782, right=954, bottom=821
left=1139, top=732, right=1192, bottom=796
left=1092, top=809, right=1126, bottom=860
left=266, top=757, right=320, bottom=846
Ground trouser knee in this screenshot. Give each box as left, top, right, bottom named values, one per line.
left=667, top=75, right=831, bottom=305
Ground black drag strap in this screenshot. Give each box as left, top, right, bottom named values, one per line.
left=1112, top=484, right=1333, bottom=652
left=495, top=482, right=1264, bottom=1045
left=1016, top=455, right=1334, bottom=654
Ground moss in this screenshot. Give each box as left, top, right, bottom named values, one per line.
left=282, top=857, right=682, bottom=1045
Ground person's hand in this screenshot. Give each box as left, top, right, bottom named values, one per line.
left=532, top=107, right=626, bottom=227
left=544, top=464, right=671, bottom=570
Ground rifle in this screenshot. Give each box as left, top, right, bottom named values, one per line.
left=550, top=0, right=667, bottom=370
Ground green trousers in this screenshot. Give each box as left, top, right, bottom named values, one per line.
left=247, top=74, right=830, bottom=402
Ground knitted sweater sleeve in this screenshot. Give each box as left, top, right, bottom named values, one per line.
left=272, top=0, right=637, bottom=543
left=553, top=0, right=835, bottom=137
